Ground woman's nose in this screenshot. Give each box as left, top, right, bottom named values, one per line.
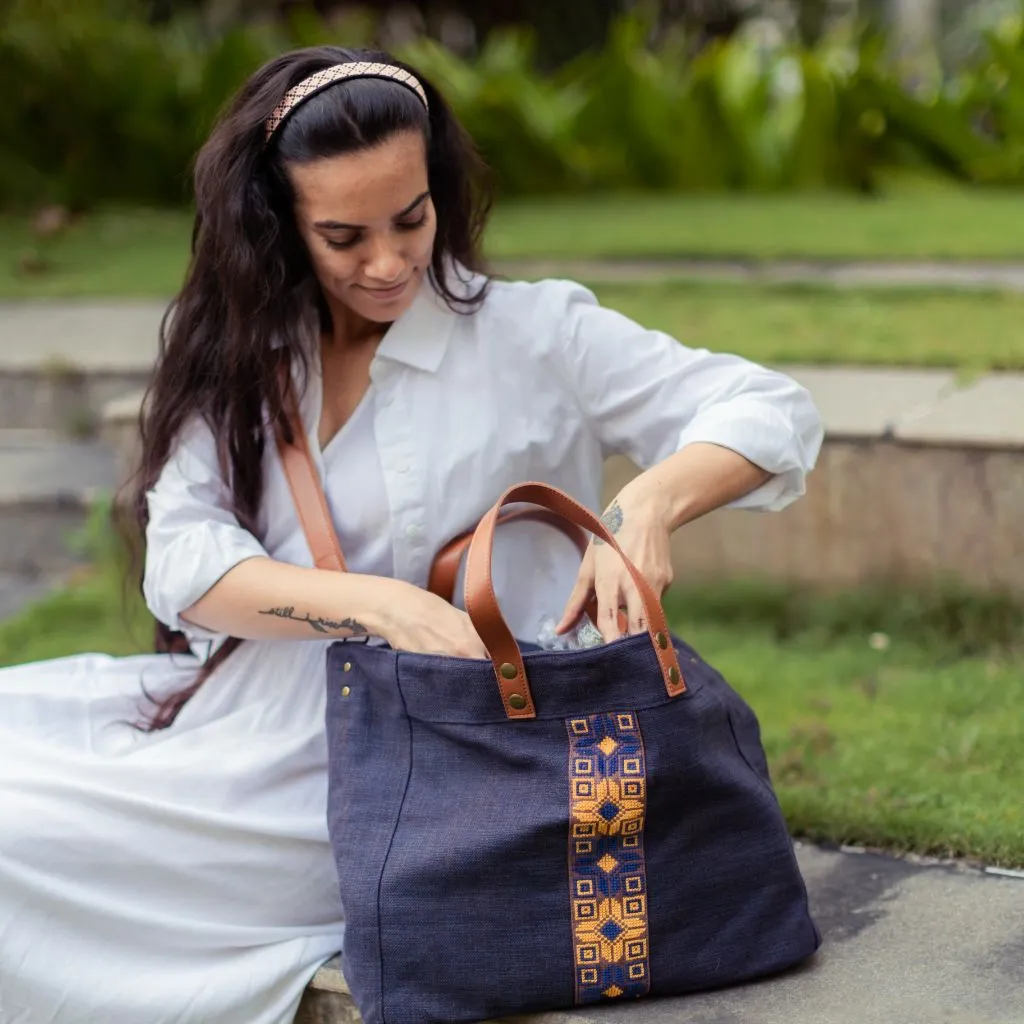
left=363, top=238, right=405, bottom=283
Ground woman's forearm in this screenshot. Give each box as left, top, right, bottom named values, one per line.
left=614, top=441, right=772, bottom=534
left=181, top=557, right=400, bottom=641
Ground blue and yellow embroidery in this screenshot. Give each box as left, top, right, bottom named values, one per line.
left=567, top=713, right=650, bottom=1003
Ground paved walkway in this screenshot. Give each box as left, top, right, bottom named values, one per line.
left=495, top=257, right=1024, bottom=290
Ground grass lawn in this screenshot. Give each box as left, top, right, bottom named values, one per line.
left=599, top=280, right=1024, bottom=370
left=488, top=188, right=1024, bottom=262
left=2, top=187, right=1024, bottom=299
left=2, top=564, right=1021, bottom=867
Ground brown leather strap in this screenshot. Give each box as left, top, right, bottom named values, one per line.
left=464, top=482, right=686, bottom=720
left=429, top=509, right=603, bottom=629
left=276, top=376, right=347, bottom=573
left=429, top=508, right=589, bottom=601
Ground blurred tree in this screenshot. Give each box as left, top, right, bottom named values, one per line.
left=795, top=0, right=828, bottom=44
left=375, top=0, right=628, bottom=67
left=650, top=0, right=748, bottom=45
left=143, top=0, right=628, bottom=66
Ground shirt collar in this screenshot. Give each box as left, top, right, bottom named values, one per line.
left=374, top=265, right=480, bottom=374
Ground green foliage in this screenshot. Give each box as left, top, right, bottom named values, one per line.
left=0, top=0, right=372, bottom=207
left=400, top=32, right=591, bottom=195
left=4, top=3, right=1024, bottom=207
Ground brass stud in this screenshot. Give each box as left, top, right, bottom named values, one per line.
left=668, top=666, right=681, bottom=686
left=343, top=662, right=352, bottom=673
left=341, top=686, right=351, bottom=698
left=500, top=663, right=518, bottom=680
left=508, top=693, right=528, bottom=710
left=656, top=632, right=668, bottom=650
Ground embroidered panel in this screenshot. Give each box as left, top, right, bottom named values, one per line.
left=566, top=713, right=651, bottom=1004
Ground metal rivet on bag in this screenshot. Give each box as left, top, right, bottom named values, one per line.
left=500, top=663, right=518, bottom=679
left=668, top=667, right=681, bottom=685
left=508, top=693, right=528, bottom=710
left=656, top=632, right=668, bottom=649
left=343, top=662, right=352, bottom=673
left=341, top=686, right=351, bottom=698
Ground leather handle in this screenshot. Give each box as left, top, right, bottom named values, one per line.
left=464, top=482, right=687, bottom=720
left=429, top=508, right=604, bottom=630
left=275, top=377, right=347, bottom=573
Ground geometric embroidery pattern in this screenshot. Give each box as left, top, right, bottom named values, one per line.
left=567, top=713, right=651, bottom=1004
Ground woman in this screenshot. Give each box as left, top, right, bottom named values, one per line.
left=0, top=45, right=822, bottom=1024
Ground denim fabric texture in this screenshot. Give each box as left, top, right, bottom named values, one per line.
left=325, top=632, right=820, bottom=1024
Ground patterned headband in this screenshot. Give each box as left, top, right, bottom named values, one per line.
left=265, top=62, right=430, bottom=143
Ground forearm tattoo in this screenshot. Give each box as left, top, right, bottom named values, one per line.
left=594, top=499, right=624, bottom=545
left=259, top=606, right=369, bottom=636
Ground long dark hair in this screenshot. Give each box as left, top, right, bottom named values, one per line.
left=135, top=45, right=493, bottom=728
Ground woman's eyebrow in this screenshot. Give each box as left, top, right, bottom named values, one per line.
left=313, top=190, right=430, bottom=231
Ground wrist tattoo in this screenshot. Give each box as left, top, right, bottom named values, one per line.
left=260, top=606, right=368, bottom=636
left=594, top=500, right=624, bottom=545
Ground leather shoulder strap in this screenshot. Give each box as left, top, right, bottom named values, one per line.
left=275, top=371, right=348, bottom=574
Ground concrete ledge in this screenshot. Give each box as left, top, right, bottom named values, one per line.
left=0, top=301, right=160, bottom=431
left=0, top=368, right=151, bottom=432
left=493, top=258, right=1024, bottom=292
left=894, top=373, right=1024, bottom=447
left=0, top=434, right=118, bottom=574
left=0, top=301, right=163, bottom=371
left=603, top=441, right=1024, bottom=595
left=99, top=369, right=1024, bottom=595
left=782, top=365, right=957, bottom=439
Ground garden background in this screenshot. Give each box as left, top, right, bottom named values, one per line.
left=1, top=0, right=1022, bottom=869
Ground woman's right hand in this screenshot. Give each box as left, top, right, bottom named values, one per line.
left=373, top=580, right=488, bottom=658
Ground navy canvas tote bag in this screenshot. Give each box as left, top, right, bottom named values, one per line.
left=322, top=482, right=820, bottom=1024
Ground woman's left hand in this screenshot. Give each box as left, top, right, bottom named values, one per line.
left=555, top=489, right=674, bottom=643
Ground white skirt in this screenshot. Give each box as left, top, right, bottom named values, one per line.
left=0, top=641, right=345, bottom=1024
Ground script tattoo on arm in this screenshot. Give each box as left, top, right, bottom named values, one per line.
left=259, top=606, right=369, bottom=636
left=594, top=499, right=624, bottom=546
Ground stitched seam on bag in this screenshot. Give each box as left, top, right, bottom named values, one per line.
left=718, top=694, right=821, bottom=950
left=374, top=655, right=414, bottom=1024
left=717, top=691, right=776, bottom=801
left=634, top=713, right=652, bottom=994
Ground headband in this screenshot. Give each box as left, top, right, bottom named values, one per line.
left=265, top=61, right=430, bottom=143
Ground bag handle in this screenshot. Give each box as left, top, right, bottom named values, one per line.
left=429, top=507, right=603, bottom=619
left=464, top=482, right=687, bottom=720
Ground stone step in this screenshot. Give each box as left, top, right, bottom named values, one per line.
left=0, top=570, right=66, bottom=621
left=6, top=364, right=1024, bottom=596
left=0, top=431, right=118, bottom=575
left=0, top=301, right=159, bottom=431
left=294, top=843, right=1024, bottom=1024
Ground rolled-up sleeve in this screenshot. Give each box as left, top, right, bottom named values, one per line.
left=143, top=416, right=269, bottom=639
left=552, top=282, right=823, bottom=511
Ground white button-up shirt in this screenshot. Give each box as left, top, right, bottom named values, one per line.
left=144, top=273, right=823, bottom=646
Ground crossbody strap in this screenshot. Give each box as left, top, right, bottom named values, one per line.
left=276, top=375, right=347, bottom=573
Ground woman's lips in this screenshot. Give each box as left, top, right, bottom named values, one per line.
left=359, top=280, right=409, bottom=301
